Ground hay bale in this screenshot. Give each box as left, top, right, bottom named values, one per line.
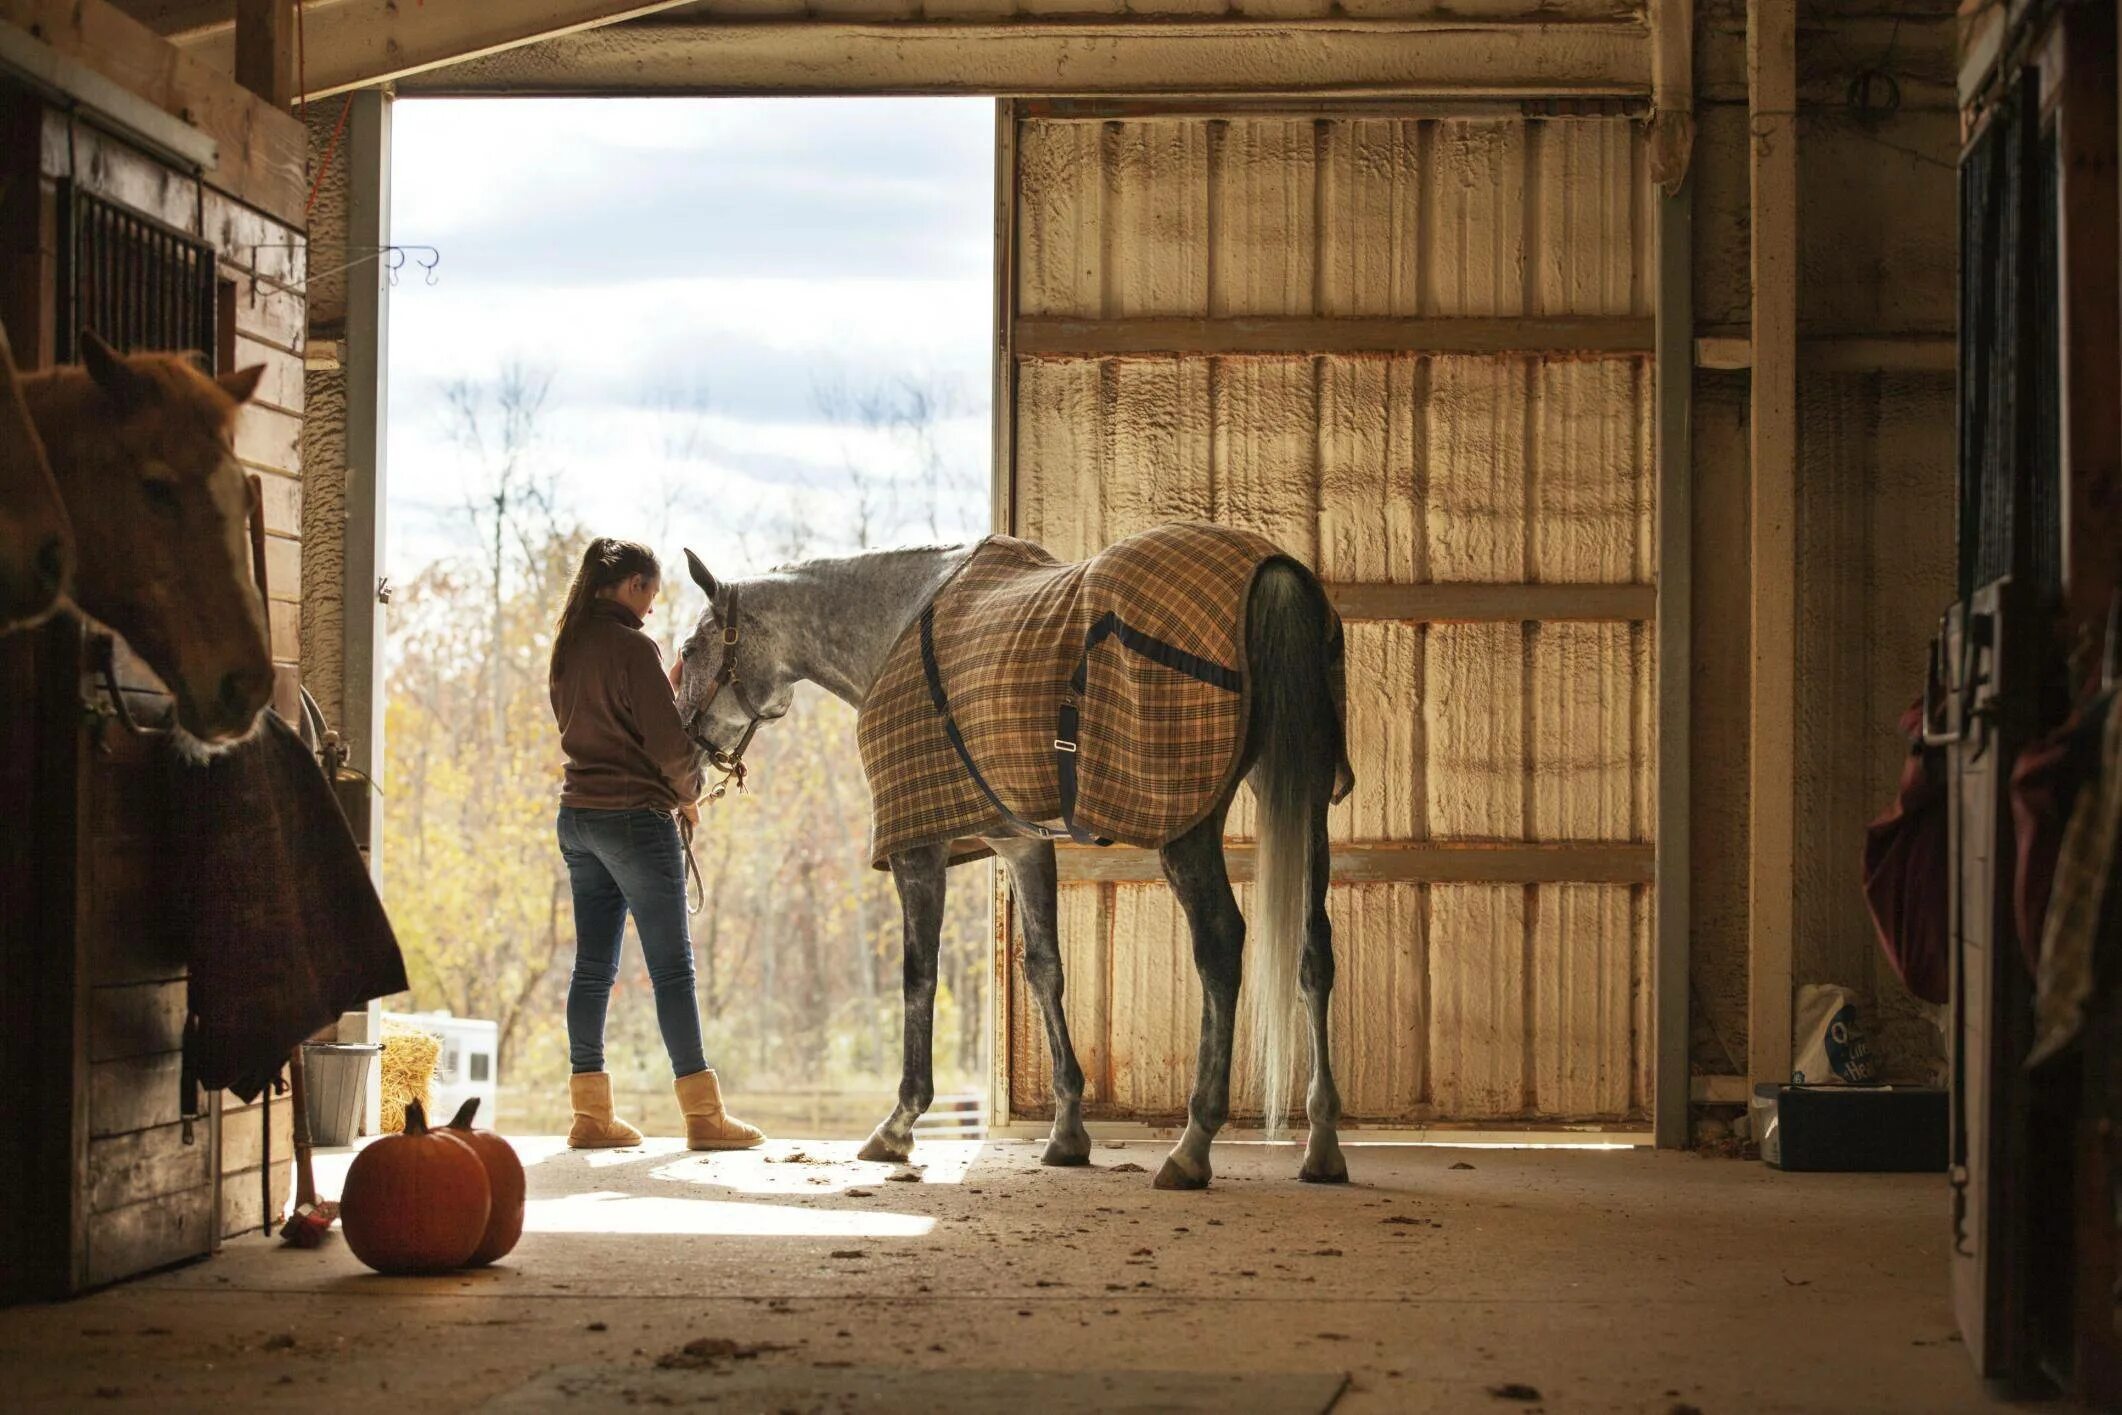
left=378, top=1024, right=441, bottom=1134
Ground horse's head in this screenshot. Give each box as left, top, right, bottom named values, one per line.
left=0, top=318, right=73, bottom=634
left=46, top=332, right=272, bottom=742
left=674, top=548, right=797, bottom=765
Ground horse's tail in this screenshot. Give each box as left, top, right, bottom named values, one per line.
left=1245, top=560, right=1347, bottom=1139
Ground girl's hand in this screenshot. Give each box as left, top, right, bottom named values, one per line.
left=678, top=802, right=700, bottom=826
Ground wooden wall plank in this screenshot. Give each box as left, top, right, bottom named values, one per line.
left=1106, top=886, right=1196, bottom=1116
left=1530, top=884, right=1640, bottom=1117
left=231, top=336, right=304, bottom=414
left=1530, top=623, right=1651, bottom=842
left=1428, top=885, right=1527, bottom=1117
left=88, top=981, right=186, bottom=1063
left=1327, top=623, right=1425, bottom=843
left=89, top=1052, right=184, bottom=1136
left=87, top=1120, right=211, bottom=1213
left=252, top=465, right=301, bottom=533
left=217, top=1159, right=291, bottom=1237
left=233, top=400, right=301, bottom=475
left=0, top=0, right=307, bottom=227
left=1326, top=882, right=1428, bottom=1116
left=227, top=280, right=305, bottom=352
left=1327, top=582, right=1655, bottom=622
left=262, top=533, right=300, bottom=599
left=1016, top=314, right=1656, bottom=357
left=219, top=1094, right=293, bottom=1173
left=1053, top=840, right=1656, bottom=885
left=85, top=1184, right=213, bottom=1287
left=1425, top=624, right=1526, bottom=837
left=84, top=851, right=184, bottom=986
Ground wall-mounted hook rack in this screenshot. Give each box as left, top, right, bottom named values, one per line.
left=247, top=243, right=440, bottom=305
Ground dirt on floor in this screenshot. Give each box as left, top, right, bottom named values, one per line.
left=0, top=1140, right=2000, bottom=1413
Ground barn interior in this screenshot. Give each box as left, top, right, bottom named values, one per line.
left=0, top=1, right=2116, bottom=1411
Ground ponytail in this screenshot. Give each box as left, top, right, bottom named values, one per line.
left=551, top=537, right=660, bottom=679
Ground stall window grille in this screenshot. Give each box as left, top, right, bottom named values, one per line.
left=56, top=184, right=219, bottom=371
left=1957, top=94, right=2064, bottom=603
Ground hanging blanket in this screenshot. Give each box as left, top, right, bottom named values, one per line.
left=171, top=711, right=407, bottom=1101
left=856, top=522, right=1345, bottom=869
left=1861, top=700, right=1950, bottom=1005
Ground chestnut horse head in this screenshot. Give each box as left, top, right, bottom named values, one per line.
left=19, top=331, right=271, bottom=742
left=0, top=316, right=73, bottom=634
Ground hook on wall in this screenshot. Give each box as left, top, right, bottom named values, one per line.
left=246, top=243, right=442, bottom=306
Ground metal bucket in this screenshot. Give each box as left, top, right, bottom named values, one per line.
left=301, top=1043, right=379, bottom=1147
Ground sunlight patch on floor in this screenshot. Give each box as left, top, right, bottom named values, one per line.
left=652, top=1140, right=984, bottom=1195
left=523, top=1191, right=935, bottom=1238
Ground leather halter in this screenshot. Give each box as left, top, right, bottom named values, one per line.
left=689, top=582, right=765, bottom=800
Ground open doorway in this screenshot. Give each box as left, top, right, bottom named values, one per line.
left=379, top=97, right=994, bottom=1139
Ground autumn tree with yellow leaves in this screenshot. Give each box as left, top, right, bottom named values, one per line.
left=382, top=367, right=989, bottom=1134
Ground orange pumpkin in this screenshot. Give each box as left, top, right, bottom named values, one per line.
left=339, top=1098, right=491, bottom=1274
left=444, top=1098, right=526, bottom=1266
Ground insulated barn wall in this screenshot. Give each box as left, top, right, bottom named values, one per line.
left=1006, top=111, right=1657, bottom=1125
left=261, top=0, right=1963, bottom=1132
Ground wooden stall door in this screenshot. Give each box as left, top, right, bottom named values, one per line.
left=994, top=101, right=1659, bottom=1129
left=0, top=87, right=301, bottom=1299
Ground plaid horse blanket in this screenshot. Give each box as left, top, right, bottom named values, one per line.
left=857, top=522, right=1343, bottom=868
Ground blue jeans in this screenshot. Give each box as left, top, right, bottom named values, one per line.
left=557, top=807, right=708, bottom=1078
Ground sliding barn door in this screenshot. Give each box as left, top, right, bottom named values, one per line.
left=994, top=101, right=1658, bottom=1127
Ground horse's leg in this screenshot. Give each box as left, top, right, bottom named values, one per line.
left=991, top=837, right=1091, bottom=1166
left=858, top=843, right=948, bottom=1164
left=1297, top=812, right=1347, bottom=1183
left=1155, top=804, right=1241, bottom=1191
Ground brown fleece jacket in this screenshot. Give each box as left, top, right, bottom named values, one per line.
left=550, top=598, right=703, bottom=811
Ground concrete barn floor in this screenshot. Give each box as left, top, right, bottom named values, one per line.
left=0, top=1139, right=2008, bottom=1413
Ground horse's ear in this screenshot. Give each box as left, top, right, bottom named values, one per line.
left=216, top=363, right=265, bottom=405
left=79, top=329, right=149, bottom=410
left=684, top=548, right=717, bottom=600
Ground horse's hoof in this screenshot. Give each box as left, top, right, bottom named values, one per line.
left=1153, top=1156, right=1210, bottom=1191
left=857, top=1133, right=911, bottom=1164
left=1041, top=1139, right=1091, bottom=1167
left=1300, top=1138, right=1349, bottom=1184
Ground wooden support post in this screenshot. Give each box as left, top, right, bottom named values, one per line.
left=1747, top=0, right=1797, bottom=1091
left=233, top=0, right=296, bottom=110
left=988, top=96, right=1017, bottom=1131
left=344, top=89, right=391, bottom=1137
left=1649, top=0, right=1694, bottom=194
left=2054, top=13, right=2121, bottom=649
left=1654, top=127, right=1694, bottom=1149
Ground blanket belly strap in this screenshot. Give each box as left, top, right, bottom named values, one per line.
left=917, top=598, right=1249, bottom=853
left=1055, top=612, right=1244, bottom=847
left=919, top=604, right=1068, bottom=843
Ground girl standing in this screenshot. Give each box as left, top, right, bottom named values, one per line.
left=548, top=538, right=763, bottom=1150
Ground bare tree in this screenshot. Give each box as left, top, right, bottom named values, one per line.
left=444, top=362, right=563, bottom=745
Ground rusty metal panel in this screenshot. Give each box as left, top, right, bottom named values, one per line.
left=1005, top=110, right=1654, bottom=1126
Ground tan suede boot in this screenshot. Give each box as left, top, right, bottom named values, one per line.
left=674, top=1069, right=764, bottom=1151
left=567, top=1072, right=643, bottom=1149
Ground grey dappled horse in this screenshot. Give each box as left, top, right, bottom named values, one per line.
left=673, top=542, right=1348, bottom=1190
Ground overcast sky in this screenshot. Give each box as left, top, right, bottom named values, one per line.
left=384, top=97, right=993, bottom=584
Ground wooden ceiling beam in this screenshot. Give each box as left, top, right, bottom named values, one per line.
left=392, top=21, right=1652, bottom=99
left=170, top=0, right=698, bottom=100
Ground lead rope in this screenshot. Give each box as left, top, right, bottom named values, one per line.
left=680, top=811, right=706, bottom=916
